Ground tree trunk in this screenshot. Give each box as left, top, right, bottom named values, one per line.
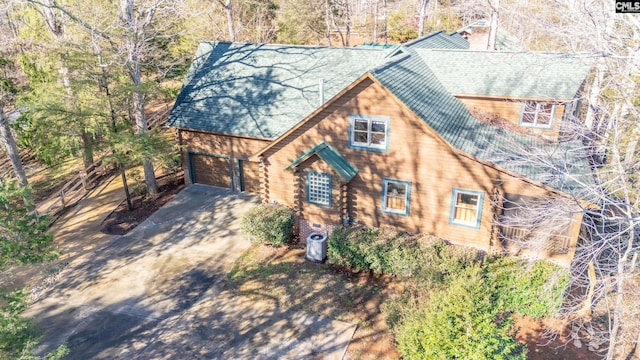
left=41, top=0, right=63, bottom=36
left=372, top=0, right=378, bottom=42
left=605, top=143, right=637, bottom=360
left=80, top=130, right=94, bottom=169
left=133, top=90, right=158, bottom=196
left=0, top=109, right=28, bottom=187
left=60, top=65, right=94, bottom=168
left=634, top=281, right=640, bottom=359
left=121, top=0, right=158, bottom=197
left=223, top=0, right=235, bottom=41
left=382, top=0, right=387, bottom=44
left=418, top=0, right=429, bottom=37
left=584, top=58, right=604, bottom=132
left=487, top=0, right=499, bottom=50
left=100, top=61, right=133, bottom=210
left=325, top=0, right=332, bottom=46
left=344, top=1, right=351, bottom=47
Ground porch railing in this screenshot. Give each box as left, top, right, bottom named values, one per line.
left=499, top=225, right=571, bottom=255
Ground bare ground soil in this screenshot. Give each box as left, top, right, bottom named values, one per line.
left=100, top=174, right=185, bottom=235
left=225, top=244, right=401, bottom=359
left=514, top=315, right=601, bottom=360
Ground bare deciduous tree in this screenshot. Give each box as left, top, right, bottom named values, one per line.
left=217, top=0, right=235, bottom=41
left=417, top=0, right=429, bottom=37
left=487, top=2, right=640, bottom=358
left=0, top=6, right=28, bottom=188
left=486, top=0, right=498, bottom=50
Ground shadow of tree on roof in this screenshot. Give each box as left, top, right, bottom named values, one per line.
left=170, top=42, right=388, bottom=139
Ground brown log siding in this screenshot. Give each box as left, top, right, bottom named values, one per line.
left=263, top=77, right=580, bottom=265
left=457, top=96, right=565, bottom=139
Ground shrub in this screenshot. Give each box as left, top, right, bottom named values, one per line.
left=485, top=256, right=570, bottom=318
left=395, top=266, right=527, bottom=360
left=370, top=228, right=425, bottom=277
left=327, top=226, right=425, bottom=277
left=0, top=290, right=68, bottom=359
left=382, top=291, right=420, bottom=331
left=327, top=226, right=373, bottom=271
left=0, top=182, right=56, bottom=269
left=418, top=237, right=479, bottom=284
left=241, top=203, right=294, bottom=246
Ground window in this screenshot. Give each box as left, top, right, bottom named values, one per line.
left=450, top=189, right=484, bottom=228
left=382, top=178, right=411, bottom=216
left=307, top=172, right=332, bottom=207
left=349, top=115, right=389, bottom=151
left=520, top=101, right=555, bottom=128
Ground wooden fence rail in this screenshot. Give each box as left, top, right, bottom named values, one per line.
left=38, top=158, right=115, bottom=220
left=36, top=103, right=174, bottom=221
left=0, top=149, right=35, bottom=179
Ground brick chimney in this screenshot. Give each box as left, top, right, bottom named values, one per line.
left=468, top=25, right=491, bottom=51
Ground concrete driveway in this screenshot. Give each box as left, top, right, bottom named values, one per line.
left=26, top=185, right=356, bottom=359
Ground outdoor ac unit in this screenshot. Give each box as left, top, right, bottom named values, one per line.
left=306, top=232, right=328, bottom=263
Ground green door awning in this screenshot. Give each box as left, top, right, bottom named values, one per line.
left=285, top=142, right=358, bottom=182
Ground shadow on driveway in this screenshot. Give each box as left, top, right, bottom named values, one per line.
left=26, top=184, right=356, bottom=359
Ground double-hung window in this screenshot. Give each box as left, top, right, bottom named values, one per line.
left=307, top=172, right=332, bottom=207
left=450, top=188, right=484, bottom=228
left=382, top=178, right=411, bottom=216
left=520, top=101, right=555, bottom=128
left=349, top=115, right=389, bottom=151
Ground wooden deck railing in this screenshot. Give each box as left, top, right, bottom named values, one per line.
left=499, top=225, right=571, bottom=255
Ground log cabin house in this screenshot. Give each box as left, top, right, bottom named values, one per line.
left=167, top=32, right=594, bottom=266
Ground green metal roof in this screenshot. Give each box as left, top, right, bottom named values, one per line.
left=416, top=49, right=594, bottom=100
left=447, top=32, right=470, bottom=48
left=286, top=142, right=358, bottom=182
left=403, top=30, right=469, bottom=50
left=358, top=42, right=399, bottom=49
left=168, top=39, right=594, bottom=198
left=167, top=42, right=389, bottom=139
left=370, top=52, right=594, bottom=196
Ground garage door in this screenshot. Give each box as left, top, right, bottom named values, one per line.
left=189, top=153, right=231, bottom=188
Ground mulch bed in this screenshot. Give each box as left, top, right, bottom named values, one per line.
left=100, top=174, right=185, bottom=235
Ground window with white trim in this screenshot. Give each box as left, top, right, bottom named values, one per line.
left=450, top=189, right=484, bottom=228
left=350, top=115, right=389, bottom=150
left=307, top=172, right=331, bottom=207
left=382, top=178, right=411, bottom=216
left=520, top=101, right=555, bottom=128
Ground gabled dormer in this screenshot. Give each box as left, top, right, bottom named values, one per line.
left=416, top=49, right=593, bottom=140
